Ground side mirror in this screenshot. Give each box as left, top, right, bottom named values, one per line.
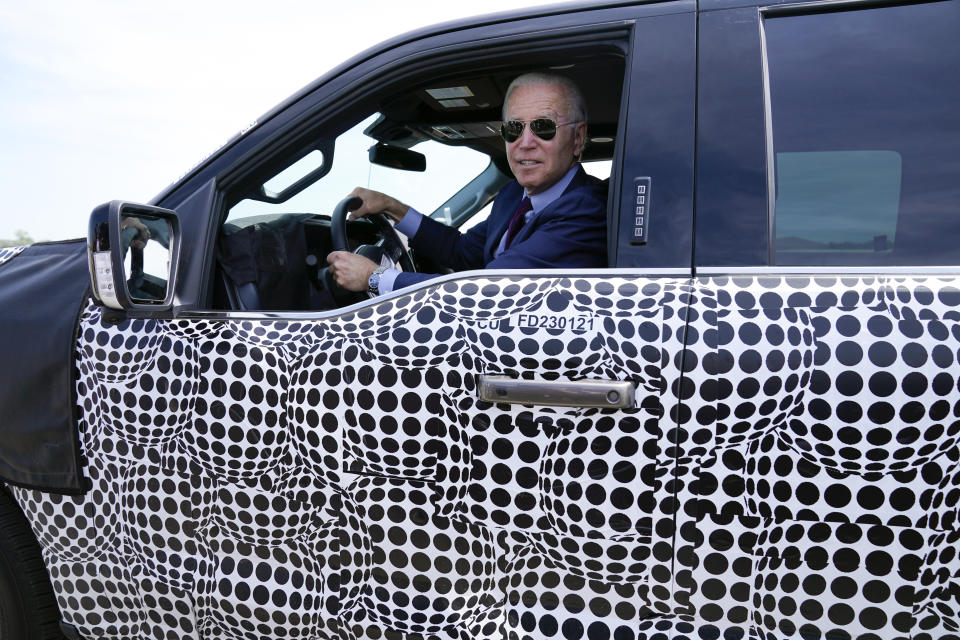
left=368, top=143, right=426, bottom=172
left=87, top=201, right=181, bottom=312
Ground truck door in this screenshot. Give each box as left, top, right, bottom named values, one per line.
left=686, top=0, right=960, bottom=638
left=16, top=4, right=700, bottom=640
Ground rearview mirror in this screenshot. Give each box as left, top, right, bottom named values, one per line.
left=368, top=143, right=426, bottom=172
left=87, top=201, right=180, bottom=312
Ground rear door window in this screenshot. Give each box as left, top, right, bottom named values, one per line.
left=764, top=0, right=960, bottom=266
left=774, top=150, right=901, bottom=256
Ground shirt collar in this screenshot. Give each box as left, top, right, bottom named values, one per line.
left=527, top=164, right=580, bottom=213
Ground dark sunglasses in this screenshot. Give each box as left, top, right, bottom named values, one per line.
left=500, top=118, right=581, bottom=143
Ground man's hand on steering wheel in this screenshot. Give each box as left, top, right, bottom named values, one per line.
left=321, top=189, right=417, bottom=300
left=346, top=187, right=408, bottom=223
left=326, top=251, right=378, bottom=292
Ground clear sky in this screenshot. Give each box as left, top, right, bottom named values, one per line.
left=0, top=0, right=564, bottom=242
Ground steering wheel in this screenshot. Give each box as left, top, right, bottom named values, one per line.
left=325, top=196, right=417, bottom=302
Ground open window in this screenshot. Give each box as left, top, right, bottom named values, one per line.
left=210, top=49, right=626, bottom=311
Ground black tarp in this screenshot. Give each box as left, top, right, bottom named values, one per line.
left=0, top=241, right=88, bottom=493
left=219, top=213, right=334, bottom=310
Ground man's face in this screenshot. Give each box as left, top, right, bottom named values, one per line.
left=504, top=83, right=586, bottom=196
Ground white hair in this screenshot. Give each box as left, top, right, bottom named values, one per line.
left=502, top=72, right=587, bottom=123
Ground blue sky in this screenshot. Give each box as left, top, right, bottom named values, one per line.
left=0, top=0, right=560, bottom=242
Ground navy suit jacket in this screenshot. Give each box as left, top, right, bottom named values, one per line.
left=394, top=166, right=607, bottom=289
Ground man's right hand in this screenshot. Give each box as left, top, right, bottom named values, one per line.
left=120, top=216, right=151, bottom=250
left=347, top=187, right=408, bottom=223
left=326, top=251, right=379, bottom=292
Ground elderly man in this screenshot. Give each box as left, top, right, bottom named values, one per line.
left=326, top=72, right=607, bottom=295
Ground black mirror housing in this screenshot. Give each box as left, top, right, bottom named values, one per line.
left=87, top=201, right=181, bottom=312
left=368, top=143, right=426, bottom=172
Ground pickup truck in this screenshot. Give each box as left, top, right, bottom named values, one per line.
left=0, top=0, right=958, bottom=638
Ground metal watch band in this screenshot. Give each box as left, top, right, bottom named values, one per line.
left=367, top=266, right=388, bottom=295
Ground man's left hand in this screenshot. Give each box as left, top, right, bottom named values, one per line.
left=327, top=251, right=379, bottom=292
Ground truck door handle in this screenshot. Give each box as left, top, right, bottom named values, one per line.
left=477, top=375, right=635, bottom=409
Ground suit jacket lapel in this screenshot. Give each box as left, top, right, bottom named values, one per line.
left=485, top=167, right=589, bottom=257
left=509, top=167, right=589, bottom=243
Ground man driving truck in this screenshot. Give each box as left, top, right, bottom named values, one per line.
left=326, top=72, right=607, bottom=295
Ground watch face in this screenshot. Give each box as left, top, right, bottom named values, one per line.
left=369, top=266, right=388, bottom=294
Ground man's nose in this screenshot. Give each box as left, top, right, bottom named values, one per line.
left=517, top=125, right=538, bottom=147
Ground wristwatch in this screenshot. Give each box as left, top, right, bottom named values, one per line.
left=367, top=266, right=388, bottom=295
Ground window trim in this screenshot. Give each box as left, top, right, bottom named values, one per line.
left=698, top=265, right=960, bottom=275
left=212, top=28, right=632, bottom=280
left=760, top=0, right=935, bottom=18
left=758, top=6, right=777, bottom=266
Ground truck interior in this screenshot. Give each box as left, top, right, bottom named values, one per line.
left=211, top=51, right=626, bottom=311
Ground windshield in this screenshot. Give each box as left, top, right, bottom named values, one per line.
left=227, top=114, right=491, bottom=225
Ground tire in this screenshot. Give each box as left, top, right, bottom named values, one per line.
left=0, top=487, right=64, bottom=639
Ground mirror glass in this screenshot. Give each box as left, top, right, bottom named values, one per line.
left=120, top=213, right=172, bottom=302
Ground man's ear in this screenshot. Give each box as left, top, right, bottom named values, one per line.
left=573, top=122, right=588, bottom=158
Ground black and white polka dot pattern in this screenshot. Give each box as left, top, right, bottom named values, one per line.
left=675, top=275, right=960, bottom=639
left=9, top=274, right=960, bottom=638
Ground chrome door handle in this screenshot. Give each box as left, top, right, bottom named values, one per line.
left=477, top=375, right=635, bottom=409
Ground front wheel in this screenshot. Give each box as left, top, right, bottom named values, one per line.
left=0, top=488, right=63, bottom=639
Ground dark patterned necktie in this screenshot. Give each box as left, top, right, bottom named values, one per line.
left=503, top=197, right=533, bottom=249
